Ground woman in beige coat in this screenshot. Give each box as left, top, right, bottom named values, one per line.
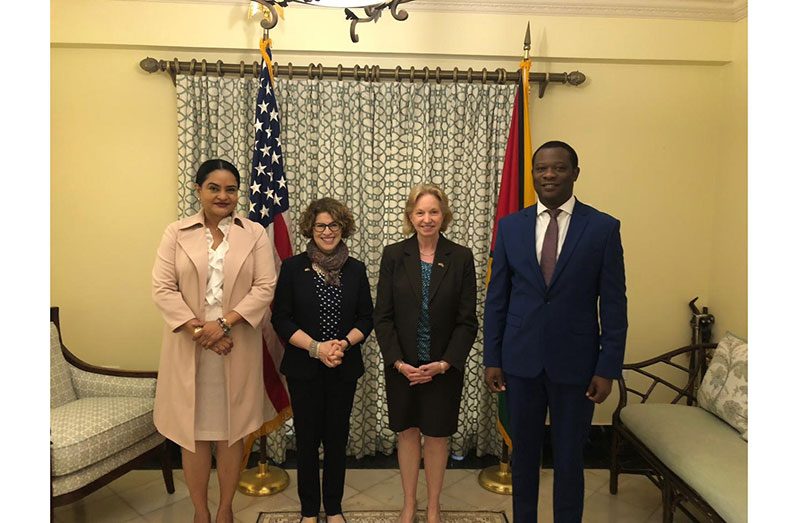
left=152, top=159, right=276, bottom=523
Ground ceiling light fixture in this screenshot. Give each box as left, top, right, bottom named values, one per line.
left=252, top=0, right=415, bottom=43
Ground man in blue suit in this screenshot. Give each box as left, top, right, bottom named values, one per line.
left=483, top=141, right=627, bottom=522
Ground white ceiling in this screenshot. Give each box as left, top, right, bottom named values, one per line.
left=410, top=1, right=747, bottom=22
left=173, top=1, right=747, bottom=22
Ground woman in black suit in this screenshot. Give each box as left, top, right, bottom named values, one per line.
left=374, top=183, right=478, bottom=523
left=271, top=198, right=374, bottom=523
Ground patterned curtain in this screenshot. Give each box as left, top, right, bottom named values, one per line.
left=176, top=74, right=514, bottom=461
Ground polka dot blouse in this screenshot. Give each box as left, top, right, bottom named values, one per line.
left=313, top=270, right=343, bottom=341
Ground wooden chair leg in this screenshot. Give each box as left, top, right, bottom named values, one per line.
left=160, top=440, right=175, bottom=494
left=662, top=480, right=674, bottom=523
left=609, top=429, right=620, bottom=495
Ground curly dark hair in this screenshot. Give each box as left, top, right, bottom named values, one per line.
left=298, top=198, right=356, bottom=239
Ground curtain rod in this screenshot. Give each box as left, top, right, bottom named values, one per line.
left=139, top=57, right=586, bottom=98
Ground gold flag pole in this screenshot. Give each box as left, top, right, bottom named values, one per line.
left=238, top=13, right=291, bottom=497
left=478, top=21, right=532, bottom=496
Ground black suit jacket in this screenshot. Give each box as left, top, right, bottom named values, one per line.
left=272, top=252, right=374, bottom=381
left=374, top=235, right=478, bottom=371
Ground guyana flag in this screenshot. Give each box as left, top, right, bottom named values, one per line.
left=487, top=57, right=535, bottom=450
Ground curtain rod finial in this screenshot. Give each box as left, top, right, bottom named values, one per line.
left=140, top=57, right=161, bottom=73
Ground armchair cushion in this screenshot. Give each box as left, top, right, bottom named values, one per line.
left=51, top=323, right=77, bottom=409
left=620, top=403, right=747, bottom=523
left=71, top=368, right=157, bottom=398
left=51, top=432, right=165, bottom=497
left=50, top=396, right=157, bottom=476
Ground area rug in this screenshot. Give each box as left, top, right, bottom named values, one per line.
left=256, top=511, right=508, bottom=523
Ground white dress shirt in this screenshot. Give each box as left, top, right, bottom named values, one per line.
left=535, top=195, right=576, bottom=263
left=204, top=215, right=232, bottom=308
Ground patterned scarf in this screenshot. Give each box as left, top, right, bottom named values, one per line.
left=306, top=239, right=349, bottom=287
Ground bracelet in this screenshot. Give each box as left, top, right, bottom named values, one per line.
left=217, top=317, right=231, bottom=336
left=308, top=340, right=320, bottom=359
left=343, top=336, right=353, bottom=350
left=396, top=361, right=404, bottom=373
left=439, top=361, right=447, bottom=374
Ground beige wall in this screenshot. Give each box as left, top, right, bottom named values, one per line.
left=51, top=1, right=747, bottom=422
left=709, top=18, right=748, bottom=340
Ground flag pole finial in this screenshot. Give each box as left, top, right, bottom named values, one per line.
left=523, top=22, right=531, bottom=60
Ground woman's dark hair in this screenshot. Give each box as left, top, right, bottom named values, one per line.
left=195, top=159, right=241, bottom=187
left=298, top=198, right=356, bottom=239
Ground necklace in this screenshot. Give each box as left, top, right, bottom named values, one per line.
left=420, top=250, right=435, bottom=256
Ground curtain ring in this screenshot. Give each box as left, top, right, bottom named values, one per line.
left=452, top=67, right=458, bottom=83
left=353, top=64, right=360, bottom=81
left=253, top=62, right=259, bottom=78
left=307, top=63, right=314, bottom=80
left=201, top=59, right=207, bottom=76
left=395, top=66, right=401, bottom=82
left=435, top=67, right=442, bottom=84
left=337, top=64, right=343, bottom=81
left=238, top=61, right=244, bottom=78
left=480, top=68, right=487, bottom=84
left=373, top=65, right=380, bottom=82
left=173, top=58, right=180, bottom=76
left=409, top=66, right=415, bottom=82
left=318, top=63, right=324, bottom=80
left=216, top=60, right=224, bottom=77
left=189, top=59, right=197, bottom=75
left=273, top=61, right=279, bottom=78
left=467, top=67, right=473, bottom=83
left=422, top=66, right=429, bottom=83
left=288, top=62, right=293, bottom=80
left=493, top=68, right=501, bottom=84
left=363, top=65, right=370, bottom=82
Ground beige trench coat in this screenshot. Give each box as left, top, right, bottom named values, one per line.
left=152, top=211, right=276, bottom=451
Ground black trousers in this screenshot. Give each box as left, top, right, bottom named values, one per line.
left=287, top=372, right=358, bottom=517
left=505, top=372, right=595, bottom=523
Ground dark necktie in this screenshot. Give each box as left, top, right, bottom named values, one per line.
left=540, top=208, right=562, bottom=287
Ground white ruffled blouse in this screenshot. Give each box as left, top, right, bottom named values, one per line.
left=204, top=216, right=232, bottom=308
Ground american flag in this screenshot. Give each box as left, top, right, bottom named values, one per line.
left=244, top=38, right=292, bottom=456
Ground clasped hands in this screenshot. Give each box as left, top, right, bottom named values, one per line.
left=317, top=339, right=348, bottom=368
left=397, top=361, right=449, bottom=386
left=184, top=319, right=233, bottom=356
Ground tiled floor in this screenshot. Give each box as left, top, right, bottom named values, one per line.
left=54, top=467, right=681, bottom=522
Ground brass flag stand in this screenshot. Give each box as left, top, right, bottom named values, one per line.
left=478, top=441, right=512, bottom=495
left=238, top=434, right=289, bottom=496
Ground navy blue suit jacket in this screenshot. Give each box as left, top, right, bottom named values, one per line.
left=483, top=199, right=628, bottom=385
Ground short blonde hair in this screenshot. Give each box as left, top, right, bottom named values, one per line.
left=402, top=183, right=454, bottom=236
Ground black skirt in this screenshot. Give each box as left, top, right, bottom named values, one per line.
left=384, top=362, right=465, bottom=437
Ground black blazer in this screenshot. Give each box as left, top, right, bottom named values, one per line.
left=272, top=252, right=374, bottom=381
left=374, top=235, right=478, bottom=371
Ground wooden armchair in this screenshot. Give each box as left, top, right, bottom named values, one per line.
left=610, top=343, right=747, bottom=522
left=50, top=307, right=174, bottom=509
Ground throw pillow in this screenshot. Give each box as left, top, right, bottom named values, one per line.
left=698, top=332, right=748, bottom=440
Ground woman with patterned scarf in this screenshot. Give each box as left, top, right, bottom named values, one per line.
left=272, top=197, right=374, bottom=523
